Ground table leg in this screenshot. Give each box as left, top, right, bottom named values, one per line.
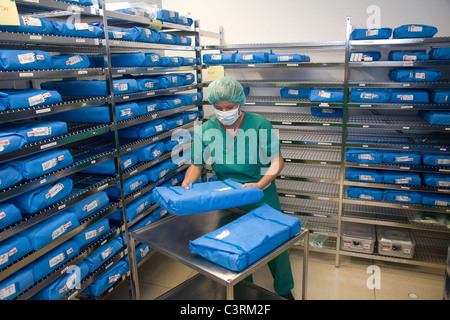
left=302, top=230, right=309, bottom=300
left=226, top=283, right=234, bottom=300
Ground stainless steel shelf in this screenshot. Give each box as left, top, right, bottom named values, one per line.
left=276, top=179, right=340, bottom=200
left=280, top=195, right=339, bottom=218
left=347, top=114, right=450, bottom=131
left=246, top=110, right=342, bottom=127
left=203, top=41, right=346, bottom=50
left=220, top=62, right=345, bottom=69
left=348, top=80, right=450, bottom=89
left=282, top=146, right=342, bottom=165
left=349, top=36, right=450, bottom=47
left=345, top=161, right=450, bottom=174
left=229, top=80, right=345, bottom=88
left=347, top=102, right=450, bottom=110
left=349, top=60, right=450, bottom=68
left=245, top=96, right=344, bottom=108
left=279, top=163, right=341, bottom=183
left=279, top=129, right=342, bottom=146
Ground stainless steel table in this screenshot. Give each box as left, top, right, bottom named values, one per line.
left=130, top=208, right=309, bottom=300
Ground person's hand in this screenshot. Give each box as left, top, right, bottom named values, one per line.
left=181, top=180, right=190, bottom=190
left=242, top=182, right=264, bottom=190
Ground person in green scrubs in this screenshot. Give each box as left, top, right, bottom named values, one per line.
left=181, top=76, right=295, bottom=300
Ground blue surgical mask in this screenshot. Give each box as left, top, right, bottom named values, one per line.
left=214, top=107, right=240, bottom=125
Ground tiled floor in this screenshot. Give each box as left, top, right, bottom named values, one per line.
left=105, top=248, right=446, bottom=300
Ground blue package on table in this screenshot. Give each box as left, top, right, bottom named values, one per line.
left=84, top=237, right=124, bottom=273
left=137, top=100, right=160, bottom=114
left=82, top=260, right=128, bottom=297
left=0, top=49, right=53, bottom=71
left=431, top=90, right=450, bottom=104
left=422, top=173, right=450, bottom=188
left=388, top=50, right=430, bottom=61
left=382, top=171, right=422, bottom=185
left=131, top=141, right=165, bottom=162
left=153, top=179, right=264, bottom=216
left=134, top=78, right=160, bottom=91
left=177, top=36, right=192, bottom=46
left=280, top=88, right=310, bottom=99
left=0, top=235, right=32, bottom=269
left=31, top=240, right=80, bottom=282
left=81, top=154, right=137, bottom=176
left=422, top=193, right=450, bottom=207
left=62, top=191, right=109, bottom=221
left=419, top=111, right=450, bottom=125
left=134, top=27, right=160, bottom=43
left=179, top=73, right=195, bottom=85
left=159, top=32, right=178, bottom=44
left=382, top=151, right=421, bottom=165
left=203, top=53, right=235, bottom=65
left=345, top=167, right=383, bottom=183
left=0, top=203, right=22, bottom=229
left=2, top=89, right=62, bottom=110
left=20, top=211, right=80, bottom=251
left=106, top=173, right=148, bottom=198
left=0, top=131, right=27, bottom=154
left=310, top=107, right=343, bottom=118
left=107, top=28, right=138, bottom=41
left=0, top=267, right=34, bottom=300
left=117, top=118, right=168, bottom=139
left=109, top=194, right=152, bottom=222
left=72, top=218, right=110, bottom=248
left=51, top=21, right=103, bottom=38
left=347, top=186, right=383, bottom=201
left=350, top=28, right=392, bottom=40
left=309, top=88, right=344, bottom=102
left=2, top=121, right=67, bottom=144
left=389, top=69, right=441, bottom=82
left=345, top=149, right=382, bottom=164
left=10, top=177, right=73, bottom=214
left=160, top=56, right=183, bottom=67
left=158, top=95, right=185, bottom=110
left=268, top=53, right=310, bottom=63
left=349, top=51, right=381, bottom=61
left=40, top=79, right=139, bottom=96
left=181, top=57, right=197, bottom=66
left=389, top=90, right=430, bottom=103
left=11, top=149, right=73, bottom=180
left=383, top=190, right=422, bottom=204
left=0, top=16, right=53, bottom=34
left=235, top=52, right=269, bottom=64
left=429, top=47, right=450, bottom=60
left=393, top=24, right=438, bottom=39
left=189, top=203, right=300, bottom=271
left=350, top=89, right=390, bottom=103
left=51, top=54, right=90, bottom=69
left=422, top=153, right=450, bottom=166
left=143, top=159, right=175, bottom=182
left=32, top=261, right=89, bottom=300
left=0, top=163, right=22, bottom=190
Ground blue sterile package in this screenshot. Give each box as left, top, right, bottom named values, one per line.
left=11, top=149, right=73, bottom=180
left=0, top=163, right=22, bottom=190
left=268, top=53, right=310, bottom=63
left=345, top=149, right=382, bottom=164
left=0, top=131, right=27, bottom=154
left=143, top=158, right=175, bottom=182
left=203, top=53, right=235, bottom=65
left=152, top=8, right=179, bottom=23
left=106, top=173, right=148, bottom=198
left=81, top=154, right=137, bottom=176
left=137, top=100, right=160, bottom=114
left=51, top=21, right=104, bottom=38
left=110, top=52, right=159, bottom=67
left=163, top=130, right=192, bottom=151
left=422, top=193, right=450, bottom=207
left=345, top=167, right=383, bottom=183
left=62, top=191, right=109, bottom=221
left=393, top=24, right=438, bottom=39
left=84, top=236, right=124, bottom=273
left=178, top=16, right=193, bottom=26
left=350, top=28, right=392, bottom=40
left=309, top=88, right=344, bottom=102
left=431, top=90, right=450, bottom=104
left=0, top=267, right=34, bottom=300
left=182, top=110, right=200, bottom=123
left=158, top=74, right=185, bottom=88
left=350, top=89, right=390, bottom=103
left=31, top=240, right=80, bottom=282
left=181, top=57, right=197, bottom=66
left=131, top=141, right=166, bottom=162
left=160, top=56, right=183, bottom=67
left=422, top=153, right=450, bottom=166
left=181, top=92, right=202, bottom=105
left=349, top=51, right=381, bottom=61
left=0, top=203, right=22, bottom=229
left=382, top=171, right=422, bottom=185
left=51, top=54, right=90, bottom=69
left=134, top=77, right=160, bottom=91
left=189, top=204, right=301, bottom=271
left=72, top=218, right=110, bottom=248
left=117, top=118, right=168, bottom=139
left=82, top=260, right=128, bottom=297
left=0, top=92, right=7, bottom=111
left=20, top=211, right=80, bottom=251
left=10, top=177, right=73, bottom=214
left=389, top=90, right=430, bottom=103
left=134, top=27, right=160, bottom=43
left=429, top=47, right=450, bottom=60
left=177, top=35, right=192, bottom=46
left=165, top=114, right=185, bottom=130
left=388, top=50, right=430, bottom=61
left=422, top=173, right=450, bottom=188
left=31, top=260, right=89, bottom=300
left=389, top=69, right=441, bottom=82
left=310, top=107, right=343, bottom=117
left=280, top=88, right=310, bottom=99
left=58, top=0, right=93, bottom=5
left=347, top=186, right=383, bottom=201
left=133, top=242, right=152, bottom=264
left=179, top=73, right=195, bottom=85
left=235, top=52, right=269, bottom=64
left=152, top=179, right=264, bottom=215
left=0, top=49, right=53, bottom=71
left=0, top=16, right=53, bottom=34
left=109, top=193, right=153, bottom=222
left=158, top=32, right=178, bottom=44
left=0, top=235, right=32, bottom=269
left=107, top=27, right=138, bottom=41
left=41, top=79, right=139, bottom=96
left=419, top=111, right=450, bottom=125
left=1, top=89, right=62, bottom=110
left=383, top=190, right=422, bottom=204
left=2, top=121, right=67, bottom=144
left=382, top=151, right=421, bottom=165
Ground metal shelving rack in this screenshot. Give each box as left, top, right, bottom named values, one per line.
left=202, top=17, right=450, bottom=271
left=0, top=0, right=210, bottom=300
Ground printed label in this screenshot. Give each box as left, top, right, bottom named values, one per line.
left=18, top=52, right=36, bottom=64
left=215, top=230, right=230, bottom=240
left=45, top=183, right=64, bottom=199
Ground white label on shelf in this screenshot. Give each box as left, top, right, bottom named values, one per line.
left=408, top=25, right=423, bottom=32
left=19, top=72, right=34, bottom=77
left=319, top=103, right=329, bottom=107
left=77, top=70, right=88, bottom=75
left=40, top=141, right=57, bottom=149
left=36, top=108, right=51, bottom=114
left=29, top=35, right=42, bottom=40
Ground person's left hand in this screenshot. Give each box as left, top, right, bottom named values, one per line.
left=242, top=182, right=264, bottom=190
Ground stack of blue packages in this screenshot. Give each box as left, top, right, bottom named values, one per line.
left=389, top=90, right=430, bottom=103
left=81, top=154, right=137, bottom=175
left=61, top=191, right=110, bottom=221
left=235, top=52, right=269, bottom=64
left=345, top=167, right=383, bottom=183
left=0, top=267, right=34, bottom=300
left=280, top=88, right=310, bottom=99
left=131, top=141, right=166, bottom=162
left=0, top=16, right=53, bottom=34
left=350, top=89, right=390, bottom=103
left=0, top=163, right=23, bottom=190
left=84, top=236, right=124, bottom=273
left=268, top=52, right=310, bottom=63
left=422, top=173, right=450, bottom=188
left=189, top=204, right=301, bottom=271
left=383, top=190, right=422, bottom=204
left=51, top=21, right=104, bottom=38
left=422, top=193, right=450, bottom=207
left=51, top=54, right=91, bottom=69
left=422, top=153, right=450, bottom=166
left=153, top=179, right=264, bottom=216
left=82, top=259, right=128, bottom=297
left=382, top=171, right=422, bottom=185
left=41, top=79, right=139, bottom=96
left=309, top=88, right=344, bottom=102
left=382, top=151, right=421, bottom=165
left=429, top=47, right=450, bottom=60
left=0, top=203, right=22, bottom=229
left=71, top=218, right=110, bottom=248
left=0, top=49, right=53, bottom=71
left=431, top=90, right=450, bottom=104
left=109, top=193, right=153, bottom=222
left=419, top=111, right=450, bottom=125
left=0, top=235, right=32, bottom=269
left=203, top=53, right=235, bottom=65
left=0, top=89, right=62, bottom=110
left=350, top=28, right=392, bottom=40
left=117, top=118, right=168, bottom=139
left=106, top=173, right=148, bottom=198
left=347, top=186, right=383, bottom=201
left=389, top=69, right=441, bottom=82
left=2, top=121, right=68, bottom=144
left=393, top=24, right=438, bottom=39
left=388, top=50, right=430, bottom=61
left=345, top=149, right=382, bottom=164
left=349, top=51, right=381, bottom=61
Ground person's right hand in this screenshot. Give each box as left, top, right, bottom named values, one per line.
left=181, top=180, right=190, bottom=190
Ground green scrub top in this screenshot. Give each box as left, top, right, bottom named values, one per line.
left=192, top=112, right=282, bottom=211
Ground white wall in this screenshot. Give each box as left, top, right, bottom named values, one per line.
left=163, top=0, right=450, bottom=43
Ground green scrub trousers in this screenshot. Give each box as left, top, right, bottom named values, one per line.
left=191, top=112, right=294, bottom=296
